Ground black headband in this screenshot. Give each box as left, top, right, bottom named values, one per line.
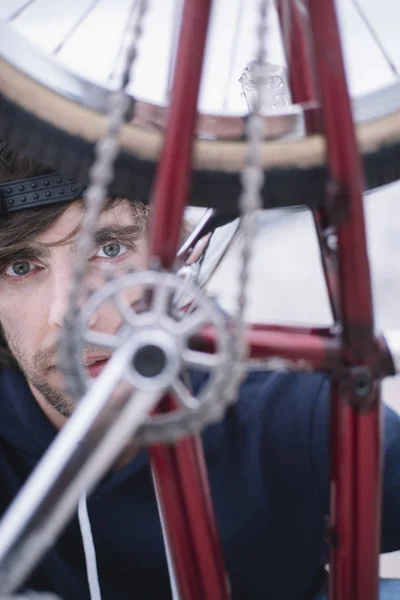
left=0, top=173, right=239, bottom=243
left=0, top=172, right=85, bottom=213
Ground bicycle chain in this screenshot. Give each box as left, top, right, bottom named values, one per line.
left=60, top=0, right=149, bottom=400
left=60, top=0, right=269, bottom=443
left=229, top=0, right=268, bottom=395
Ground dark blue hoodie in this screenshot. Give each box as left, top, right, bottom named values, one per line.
left=0, top=367, right=399, bottom=600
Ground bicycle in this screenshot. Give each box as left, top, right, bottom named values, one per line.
left=0, top=1, right=399, bottom=599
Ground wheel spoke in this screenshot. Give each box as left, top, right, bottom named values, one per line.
left=222, top=0, right=245, bottom=110
left=182, top=348, right=221, bottom=370
left=8, top=0, right=38, bottom=22
left=53, top=0, right=102, bottom=55
left=108, top=0, right=141, bottom=83
left=170, top=377, right=199, bottom=411
left=352, top=0, right=399, bottom=76
left=82, top=330, right=121, bottom=349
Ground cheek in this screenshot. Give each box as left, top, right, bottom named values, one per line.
left=94, top=287, right=145, bottom=333
left=0, top=311, right=29, bottom=358
left=0, top=292, right=48, bottom=349
left=96, top=299, right=123, bottom=331
left=125, top=238, right=148, bottom=273
left=122, top=285, right=144, bottom=307
left=134, top=244, right=148, bottom=271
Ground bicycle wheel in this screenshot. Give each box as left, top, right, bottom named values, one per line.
left=0, top=0, right=399, bottom=210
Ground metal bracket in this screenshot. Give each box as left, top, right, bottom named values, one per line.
left=339, top=365, right=378, bottom=412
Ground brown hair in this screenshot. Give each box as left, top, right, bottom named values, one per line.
left=0, top=140, right=150, bottom=368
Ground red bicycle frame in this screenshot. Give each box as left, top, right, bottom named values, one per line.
left=147, top=1, right=396, bottom=599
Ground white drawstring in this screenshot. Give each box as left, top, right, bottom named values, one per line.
left=78, top=479, right=179, bottom=600
left=151, top=468, right=180, bottom=600
left=78, top=493, right=102, bottom=600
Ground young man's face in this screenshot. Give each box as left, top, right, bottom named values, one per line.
left=0, top=199, right=147, bottom=423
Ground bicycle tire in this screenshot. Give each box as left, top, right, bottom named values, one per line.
left=1, top=55, right=400, bottom=212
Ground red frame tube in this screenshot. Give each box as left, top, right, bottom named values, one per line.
left=276, top=0, right=341, bottom=321
left=279, top=0, right=382, bottom=598
left=148, top=0, right=211, bottom=268
left=194, top=325, right=342, bottom=371
left=146, top=0, right=394, bottom=598
left=307, top=0, right=375, bottom=353
left=192, top=325, right=393, bottom=378
left=146, top=0, right=230, bottom=598
left=307, top=0, right=382, bottom=597
left=150, top=409, right=228, bottom=600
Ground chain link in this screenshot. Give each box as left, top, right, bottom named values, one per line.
left=60, top=0, right=270, bottom=442
left=226, top=0, right=269, bottom=399
left=60, top=0, right=149, bottom=400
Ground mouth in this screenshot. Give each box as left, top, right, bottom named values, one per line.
left=83, top=356, right=111, bottom=378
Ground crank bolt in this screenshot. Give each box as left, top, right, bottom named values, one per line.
left=133, top=344, right=167, bottom=378
left=353, top=372, right=372, bottom=398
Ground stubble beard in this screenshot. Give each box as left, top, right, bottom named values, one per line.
left=4, top=328, right=74, bottom=418
left=29, top=378, right=74, bottom=418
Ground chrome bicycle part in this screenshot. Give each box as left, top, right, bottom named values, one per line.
left=0, top=341, right=163, bottom=595
left=71, top=269, right=236, bottom=445
left=240, top=60, right=291, bottom=112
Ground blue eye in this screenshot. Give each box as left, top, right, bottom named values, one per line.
left=96, top=242, right=128, bottom=259
left=5, top=260, right=34, bottom=277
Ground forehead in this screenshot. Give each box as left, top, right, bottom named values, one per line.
left=37, top=199, right=135, bottom=245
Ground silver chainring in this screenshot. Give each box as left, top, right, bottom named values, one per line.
left=72, top=269, right=242, bottom=445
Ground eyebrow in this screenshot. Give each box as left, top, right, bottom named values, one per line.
left=91, top=224, right=145, bottom=247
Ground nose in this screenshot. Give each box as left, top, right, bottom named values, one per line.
left=48, top=269, right=98, bottom=329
